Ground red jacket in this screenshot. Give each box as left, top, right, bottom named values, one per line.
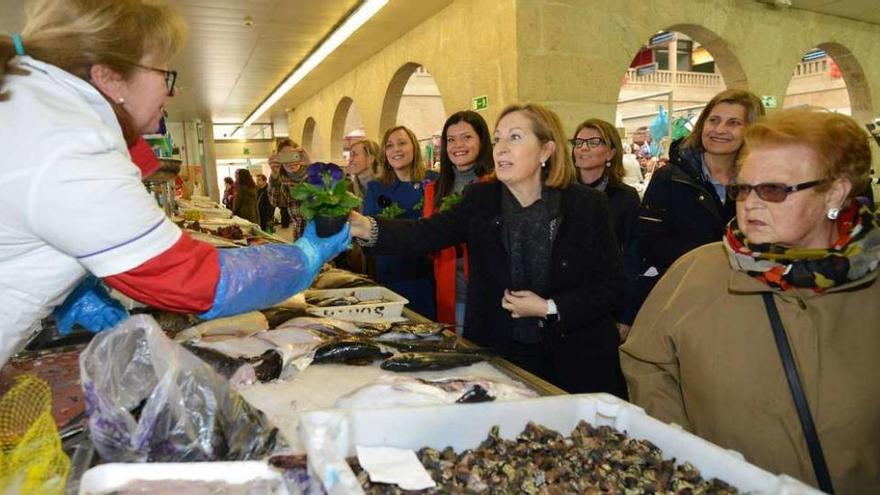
left=422, top=181, right=465, bottom=324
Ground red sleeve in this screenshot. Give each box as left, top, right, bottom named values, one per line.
left=128, top=137, right=161, bottom=177
left=104, top=232, right=219, bottom=313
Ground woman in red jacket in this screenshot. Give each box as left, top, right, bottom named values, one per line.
left=422, top=111, right=493, bottom=327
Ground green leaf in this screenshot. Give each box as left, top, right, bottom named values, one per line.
left=438, top=192, right=463, bottom=213
left=377, top=202, right=405, bottom=219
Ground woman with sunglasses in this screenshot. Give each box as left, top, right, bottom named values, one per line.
left=621, top=108, right=880, bottom=492
left=571, top=119, right=641, bottom=342
left=632, top=89, right=764, bottom=317
left=0, top=0, right=350, bottom=367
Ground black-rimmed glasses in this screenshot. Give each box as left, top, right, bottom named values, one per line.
left=568, top=137, right=606, bottom=149
left=129, top=62, right=178, bottom=96
left=726, top=179, right=828, bottom=203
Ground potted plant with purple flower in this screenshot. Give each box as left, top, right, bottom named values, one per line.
left=290, top=162, right=361, bottom=237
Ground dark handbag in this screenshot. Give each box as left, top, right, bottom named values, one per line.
left=761, top=293, right=834, bottom=493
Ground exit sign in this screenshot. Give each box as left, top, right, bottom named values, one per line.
left=761, top=95, right=778, bottom=109
left=472, top=95, right=489, bottom=111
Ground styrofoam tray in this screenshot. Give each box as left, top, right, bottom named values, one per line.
left=299, top=393, right=820, bottom=495
left=79, top=461, right=288, bottom=494
left=304, top=286, right=408, bottom=322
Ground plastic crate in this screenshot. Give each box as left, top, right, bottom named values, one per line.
left=304, top=287, right=408, bottom=322
left=299, top=393, right=820, bottom=495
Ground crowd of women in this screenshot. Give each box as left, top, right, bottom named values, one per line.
left=1, top=0, right=878, bottom=491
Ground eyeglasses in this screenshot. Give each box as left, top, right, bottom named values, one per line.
left=128, top=61, right=178, bottom=96
left=568, top=137, right=606, bottom=149
left=726, top=179, right=828, bottom=203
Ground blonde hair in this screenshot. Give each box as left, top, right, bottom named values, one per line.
left=1, top=0, right=187, bottom=140
left=572, top=118, right=625, bottom=186
left=350, top=138, right=381, bottom=176
left=683, top=89, right=765, bottom=153
left=379, top=126, right=427, bottom=186
left=739, top=108, right=872, bottom=198
left=496, top=103, right=575, bottom=188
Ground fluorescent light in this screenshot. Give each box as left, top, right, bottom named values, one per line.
left=243, top=0, right=389, bottom=127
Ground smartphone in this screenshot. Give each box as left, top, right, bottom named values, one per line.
left=278, top=150, right=302, bottom=164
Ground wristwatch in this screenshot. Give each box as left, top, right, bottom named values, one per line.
left=545, top=299, right=559, bottom=324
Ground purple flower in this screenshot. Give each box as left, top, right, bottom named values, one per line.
left=306, top=162, right=345, bottom=186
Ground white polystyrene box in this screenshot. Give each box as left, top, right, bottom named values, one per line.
left=78, top=461, right=288, bottom=495
left=304, top=287, right=408, bottom=322
left=299, top=393, right=821, bottom=495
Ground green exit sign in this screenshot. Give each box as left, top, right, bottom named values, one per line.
left=472, top=95, right=489, bottom=111
left=243, top=147, right=251, bottom=155
left=761, top=95, right=778, bottom=109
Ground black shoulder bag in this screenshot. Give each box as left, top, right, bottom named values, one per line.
left=761, top=292, right=834, bottom=493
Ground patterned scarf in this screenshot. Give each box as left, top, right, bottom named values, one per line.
left=723, top=199, right=880, bottom=292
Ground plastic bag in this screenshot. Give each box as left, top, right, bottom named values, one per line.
left=79, top=315, right=279, bottom=462
left=649, top=106, right=669, bottom=157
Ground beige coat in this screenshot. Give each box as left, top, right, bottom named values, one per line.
left=620, top=242, right=880, bottom=493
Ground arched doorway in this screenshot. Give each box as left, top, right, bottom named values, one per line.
left=301, top=117, right=324, bottom=160
left=330, top=97, right=365, bottom=164
left=615, top=26, right=745, bottom=175
left=782, top=43, right=872, bottom=122
left=380, top=63, right=447, bottom=168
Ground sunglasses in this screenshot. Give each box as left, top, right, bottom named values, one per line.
left=726, top=179, right=828, bottom=203
left=129, top=61, right=178, bottom=96
left=568, top=137, right=606, bottom=149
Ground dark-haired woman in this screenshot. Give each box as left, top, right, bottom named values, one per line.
left=232, top=168, right=259, bottom=224
left=572, top=119, right=640, bottom=339
left=422, top=111, right=493, bottom=326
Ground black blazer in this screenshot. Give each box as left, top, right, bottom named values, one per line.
left=373, top=181, right=627, bottom=394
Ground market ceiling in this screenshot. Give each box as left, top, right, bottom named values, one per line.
left=0, top=0, right=877, bottom=126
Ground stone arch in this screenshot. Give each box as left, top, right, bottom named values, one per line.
left=302, top=117, right=317, bottom=156
left=615, top=24, right=747, bottom=146
left=330, top=96, right=366, bottom=163
left=379, top=62, right=423, bottom=134
left=666, top=24, right=748, bottom=89
left=783, top=42, right=872, bottom=123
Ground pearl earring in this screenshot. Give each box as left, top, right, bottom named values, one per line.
left=540, top=161, right=546, bottom=168
left=826, top=207, right=840, bottom=220
left=118, top=97, right=125, bottom=104
left=605, top=161, right=611, bottom=168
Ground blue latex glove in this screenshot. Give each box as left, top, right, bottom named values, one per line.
left=53, top=276, right=129, bottom=335
left=200, top=220, right=351, bottom=320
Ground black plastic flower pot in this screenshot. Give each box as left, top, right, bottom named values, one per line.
left=314, top=215, right=347, bottom=238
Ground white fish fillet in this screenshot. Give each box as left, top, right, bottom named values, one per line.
left=174, top=311, right=269, bottom=342
left=334, top=374, right=537, bottom=409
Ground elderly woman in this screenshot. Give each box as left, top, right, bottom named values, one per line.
left=351, top=103, right=627, bottom=395
left=620, top=108, right=880, bottom=492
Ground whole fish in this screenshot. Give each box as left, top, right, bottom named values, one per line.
left=312, top=340, right=392, bottom=365
left=183, top=345, right=283, bottom=387
left=173, top=311, right=269, bottom=342
left=380, top=352, right=488, bottom=372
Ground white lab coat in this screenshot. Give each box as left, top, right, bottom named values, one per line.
left=0, top=56, right=181, bottom=364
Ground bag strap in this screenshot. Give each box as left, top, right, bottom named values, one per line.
left=761, top=292, right=834, bottom=493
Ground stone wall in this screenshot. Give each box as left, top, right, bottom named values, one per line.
left=288, top=0, right=880, bottom=169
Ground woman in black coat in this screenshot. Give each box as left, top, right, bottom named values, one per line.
left=631, top=89, right=765, bottom=318
left=570, top=118, right=640, bottom=338
left=351, top=103, right=627, bottom=396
